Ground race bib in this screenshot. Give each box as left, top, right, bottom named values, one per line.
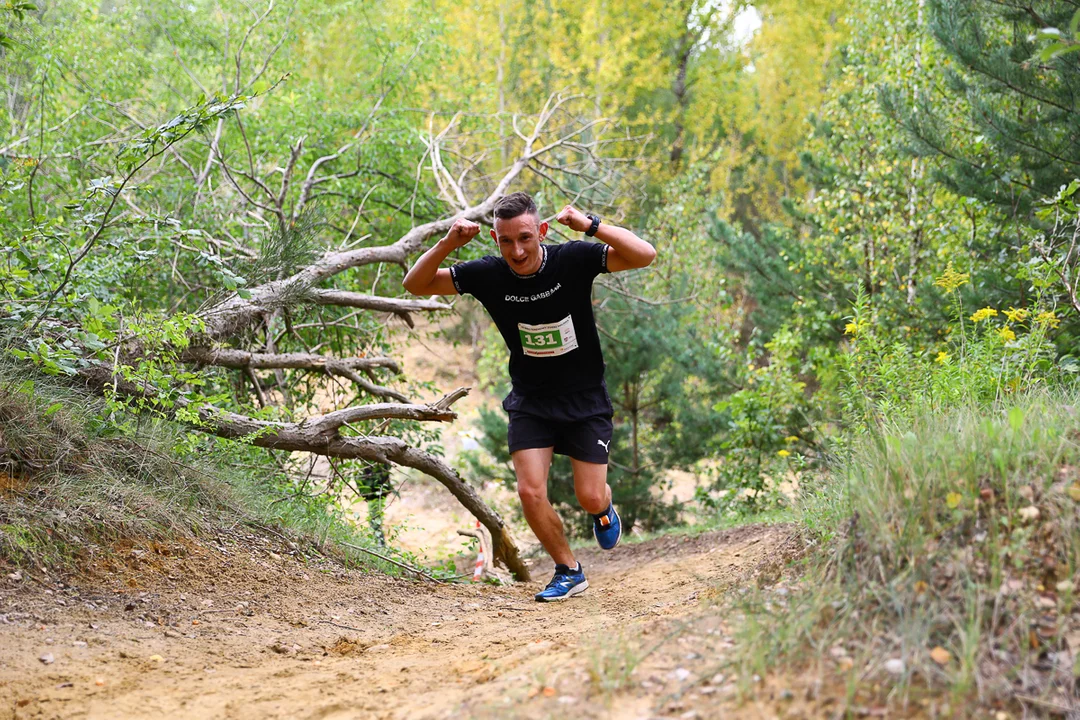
left=518, top=315, right=579, bottom=357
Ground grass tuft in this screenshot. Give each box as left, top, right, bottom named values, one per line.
left=730, top=392, right=1080, bottom=711
left=0, top=357, right=431, bottom=578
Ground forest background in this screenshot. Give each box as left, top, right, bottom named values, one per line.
left=4, top=0, right=1080, bottom=536
left=3, top=0, right=1080, bottom=709
left=2, top=0, right=1080, bottom=539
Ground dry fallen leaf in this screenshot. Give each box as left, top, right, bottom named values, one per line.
left=914, top=580, right=929, bottom=595
left=148, top=654, right=164, bottom=663
left=1069, top=483, right=1080, bottom=502
left=946, top=492, right=963, bottom=509
left=527, top=687, right=539, bottom=699
left=1018, top=506, right=1040, bottom=521
left=930, top=646, right=952, bottom=665
left=541, top=686, right=556, bottom=697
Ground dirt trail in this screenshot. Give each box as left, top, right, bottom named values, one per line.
left=0, top=524, right=796, bottom=720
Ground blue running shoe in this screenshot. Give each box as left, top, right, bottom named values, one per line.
left=593, top=504, right=622, bottom=550
left=534, top=563, right=588, bottom=602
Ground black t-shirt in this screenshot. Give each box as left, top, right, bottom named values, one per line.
left=450, top=241, right=610, bottom=396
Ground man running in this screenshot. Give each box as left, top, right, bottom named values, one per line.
left=402, top=192, right=656, bottom=601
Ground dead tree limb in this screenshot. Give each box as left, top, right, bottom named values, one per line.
left=307, top=289, right=450, bottom=328
left=194, top=401, right=529, bottom=580
left=198, top=94, right=602, bottom=340
left=180, top=347, right=401, bottom=373
left=180, top=347, right=408, bottom=402
left=324, top=364, right=409, bottom=403
left=77, top=363, right=531, bottom=581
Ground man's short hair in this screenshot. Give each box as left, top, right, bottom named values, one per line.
left=493, top=192, right=538, bottom=220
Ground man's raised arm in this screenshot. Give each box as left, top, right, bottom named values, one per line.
left=401, top=219, right=481, bottom=296
left=555, top=206, right=656, bottom=272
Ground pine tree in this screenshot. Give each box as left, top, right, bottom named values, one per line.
left=882, top=0, right=1080, bottom=217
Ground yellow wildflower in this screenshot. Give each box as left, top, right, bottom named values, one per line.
left=970, top=307, right=998, bottom=323
left=933, top=264, right=970, bottom=292
left=844, top=322, right=859, bottom=335
left=935, top=351, right=950, bottom=364
left=777, top=449, right=791, bottom=458
left=1036, top=311, right=1061, bottom=328
left=998, top=326, right=1016, bottom=343
left=784, top=436, right=799, bottom=444
left=1003, top=307, right=1028, bottom=323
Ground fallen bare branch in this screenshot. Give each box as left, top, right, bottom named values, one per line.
left=181, top=347, right=401, bottom=374
left=301, top=389, right=468, bottom=433
left=340, top=542, right=444, bottom=583
left=326, top=365, right=409, bottom=403
left=307, top=289, right=451, bottom=327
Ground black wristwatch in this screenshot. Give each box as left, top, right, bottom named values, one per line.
left=585, top=213, right=601, bottom=237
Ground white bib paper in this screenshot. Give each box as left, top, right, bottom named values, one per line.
left=517, top=315, right=579, bottom=357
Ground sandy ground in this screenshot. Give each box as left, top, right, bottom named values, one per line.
left=0, top=523, right=810, bottom=720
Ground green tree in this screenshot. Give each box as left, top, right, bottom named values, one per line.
left=882, top=0, right=1080, bottom=218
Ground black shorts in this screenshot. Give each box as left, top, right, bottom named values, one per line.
left=503, top=385, right=614, bottom=464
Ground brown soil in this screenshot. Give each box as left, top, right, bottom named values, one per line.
left=0, top=523, right=808, bottom=720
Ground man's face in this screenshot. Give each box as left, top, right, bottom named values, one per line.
left=491, top=212, right=548, bottom=275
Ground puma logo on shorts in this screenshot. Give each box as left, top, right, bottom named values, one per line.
left=597, top=439, right=610, bottom=451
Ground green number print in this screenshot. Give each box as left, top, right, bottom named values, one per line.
left=520, top=329, right=563, bottom=349
left=517, top=315, right=577, bottom=357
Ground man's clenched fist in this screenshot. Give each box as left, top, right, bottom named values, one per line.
left=444, top=218, right=480, bottom=248
left=555, top=205, right=591, bottom=233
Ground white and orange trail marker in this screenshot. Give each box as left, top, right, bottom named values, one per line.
left=457, top=520, right=495, bottom=583
left=472, top=520, right=485, bottom=582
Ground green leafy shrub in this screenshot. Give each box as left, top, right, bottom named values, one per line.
left=840, top=270, right=1066, bottom=433
left=700, top=325, right=823, bottom=514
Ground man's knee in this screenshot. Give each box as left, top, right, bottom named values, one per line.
left=517, top=479, right=548, bottom=507
left=575, top=484, right=608, bottom=513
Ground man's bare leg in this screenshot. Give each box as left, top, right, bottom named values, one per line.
left=512, top=447, right=576, bottom=567
left=570, top=458, right=612, bottom=515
